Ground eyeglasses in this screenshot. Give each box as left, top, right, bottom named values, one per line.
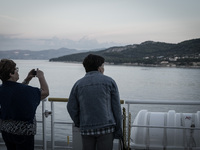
left=15, top=67, right=19, bottom=72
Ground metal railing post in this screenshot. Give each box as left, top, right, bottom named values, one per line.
left=127, top=103, right=130, bottom=149
left=42, top=99, right=47, bottom=150
left=51, top=101, right=55, bottom=150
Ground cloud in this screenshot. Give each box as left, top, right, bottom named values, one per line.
left=0, top=34, right=124, bottom=51
left=0, top=15, right=19, bottom=22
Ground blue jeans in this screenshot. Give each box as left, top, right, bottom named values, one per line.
left=1, top=131, right=34, bottom=150
left=81, top=132, right=114, bottom=150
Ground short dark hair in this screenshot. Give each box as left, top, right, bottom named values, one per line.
left=0, top=59, right=16, bottom=82
left=83, top=54, right=105, bottom=72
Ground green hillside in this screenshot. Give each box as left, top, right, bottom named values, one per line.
left=49, top=38, right=200, bottom=67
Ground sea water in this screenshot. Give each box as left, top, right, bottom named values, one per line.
left=1, top=60, right=200, bottom=142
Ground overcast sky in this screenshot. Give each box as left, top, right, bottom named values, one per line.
left=0, top=0, right=200, bottom=51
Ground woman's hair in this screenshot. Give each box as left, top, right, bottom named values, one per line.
left=0, top=59, right=16, bottom=82
left=83, top=54, right=105, bottom=72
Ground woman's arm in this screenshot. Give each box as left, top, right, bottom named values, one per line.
left=36, top=69, right=49, bottom=100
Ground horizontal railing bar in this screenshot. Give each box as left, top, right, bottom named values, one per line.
left=53, top=145, right=72, bottom=149
left=54, top=121, right=73, bottom=125
left=37, top=121, right=43, bottom=123
left=129, top=144, right=200, bottom=149
left=49, top=97, right=69, bottom=102
left=48, top=97, right=124, bottom=104
left=131, top=125, right=200, bottom=130
left=125, top=100, right=200, bottom=105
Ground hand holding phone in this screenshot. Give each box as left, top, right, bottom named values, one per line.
left=32, top=70, right=37, bottom=76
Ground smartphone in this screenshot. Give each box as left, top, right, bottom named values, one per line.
left=32, top=70, right=37, bottom=76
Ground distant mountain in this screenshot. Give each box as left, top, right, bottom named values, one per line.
left=0, top=48, right=85, bottom=60
left=49, top=38, right=200, bottom=67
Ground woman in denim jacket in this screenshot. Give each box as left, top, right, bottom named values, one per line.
left=67, top=54, right=122, bottom=150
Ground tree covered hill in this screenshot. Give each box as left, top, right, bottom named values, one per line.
left=49, top=38, right=200, bottom=67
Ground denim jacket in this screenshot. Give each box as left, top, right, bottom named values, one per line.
left=67, top=71, right=122, bottom=138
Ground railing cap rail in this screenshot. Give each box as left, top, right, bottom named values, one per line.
left=48, top=98, right=69, bottom=102
left=125, top=100, right=200, bottom=105
left=48, top=97, right=124, bottom=104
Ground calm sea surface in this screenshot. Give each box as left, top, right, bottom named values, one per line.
left=1, top=60, right=200, bottom=141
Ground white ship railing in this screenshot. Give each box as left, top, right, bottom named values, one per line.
left=1, top=99, right=199, bottom=150
left=47, top=98, right=125, bottom=150
left=48, top=98, right=73, bottom=150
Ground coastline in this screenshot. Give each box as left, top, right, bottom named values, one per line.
left=114, top=63, right=200, bottom=69
left=49, top=60, right=200, bottom=69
